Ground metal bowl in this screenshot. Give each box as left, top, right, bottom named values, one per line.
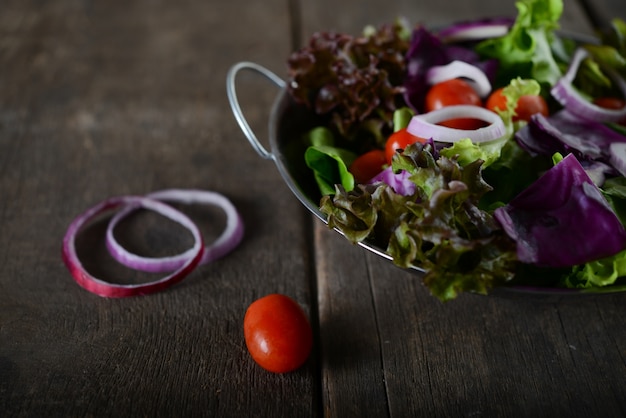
left=226, top=62, right=396, bottom=260
left=226, top=61, right=626, bottom=296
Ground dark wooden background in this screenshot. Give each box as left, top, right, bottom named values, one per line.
left=1, top=0, right=624, bottom=416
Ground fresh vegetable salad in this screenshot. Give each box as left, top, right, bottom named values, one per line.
left=285, top=0, right=626, bottom=300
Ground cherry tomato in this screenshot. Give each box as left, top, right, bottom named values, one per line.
left=593, top=97, right=626, bottom=110
left=243, top=294, right=313, bottom=373
left=485, top=88, right=508, bottom=113
left=349, top=149, right=386, bottom=184
left=425, top=78, right=485, bottom=130
left=485, top=87, right=549, bottom=122
left=385, top=128, right=427, bottom=164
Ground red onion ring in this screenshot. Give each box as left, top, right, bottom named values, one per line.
left=407, top=105, right=506, bottom=143
left=62, top=196, right=204, bottom=298
left=609, top=142, right=626, bottom=177
left=551, top=48, right=626, bottom=123
left=106, top=189, right=244, bottom=272
left=426, top=61, right=492, bottom=98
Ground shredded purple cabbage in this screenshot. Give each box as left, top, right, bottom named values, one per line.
left=515, top=110, right=626, bottom=162
left=494, top=154, right=626, bottom=268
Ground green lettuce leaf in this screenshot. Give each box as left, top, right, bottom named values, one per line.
left=497, top=77, right=542, bottom=123
left=561, top=250, right=626, bottom=288
left=392, top=107, right=415, bottom=132
left=305, top=145, right=356, bottom=195
left=475, top=0, right=564, bottom=88
left=592, top=18, right=626, bottom=74
left=480, top=140, right=551, bottom=210
left=579, top=18, right=626, bottom=97
left=440, top=137, right=506, bottom=168
left=319, top=184, right=381, bottom=242
left=320, top=143, right=518, bottom=301
left=303, top=127, right=357, bottom=195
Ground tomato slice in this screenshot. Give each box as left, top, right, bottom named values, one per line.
left=486, top=87, right=549, bottom=122
left=385, top=128, right=427, bottom=164
left=425, top=78, right=485, bottom=130
left=349, top=149, right=387, bottom=184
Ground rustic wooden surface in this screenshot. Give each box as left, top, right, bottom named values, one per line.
left=1, top=0, right=625, bottom=417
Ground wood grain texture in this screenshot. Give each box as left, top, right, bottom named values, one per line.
left=0, top=0, right=318, bottom=416
left=315, top=211, right=626, bottom=416
left=297, top=0, right=595, bottom=44
left=2, top=0, right=626, bottom=416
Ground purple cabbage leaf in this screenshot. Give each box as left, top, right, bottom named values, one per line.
left=515, top=109, right=626, bottom=162
left=494, top=153, right=626, bottom=268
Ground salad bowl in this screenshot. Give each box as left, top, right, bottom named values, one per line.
left=226, top=20, right=626, bottom=299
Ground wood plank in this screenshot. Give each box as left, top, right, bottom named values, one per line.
left=368, top=256, right=626, bottom=416
left=298, top=0, right=626, bottom=416
left=0, top=0, right=320, bottom=416
left=298, top=0, right=594, bottom=44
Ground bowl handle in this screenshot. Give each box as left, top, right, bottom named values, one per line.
left=226, top=62, right=286, bottom=160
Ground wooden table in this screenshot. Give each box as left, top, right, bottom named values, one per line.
left=1, top=0, right=625, bottom=416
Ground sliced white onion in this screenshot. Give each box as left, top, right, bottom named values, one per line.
left=62, top=196, right=204, bottom=298
left=426, top=61, right=492, bottom=98
left=437, top=19, right=513, bottom=43
left=609, top=142, right=626, bottom=177
left=106, top=189, right=244, bottom=273
left=407, top=105, right=507, bottom=143
left=551, top=48, right=626, bottom=123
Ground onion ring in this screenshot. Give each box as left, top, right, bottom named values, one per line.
left=62, top=196, right=204, bottom=298
left=551, top=48, right=626, bottom=123
left=437, top=18, right=514, bottom=43
left=426, top=61, right=492, bottom=98
left=407, top=105, right=507, bottom=143
left=106, top=189, right=244, bottom=272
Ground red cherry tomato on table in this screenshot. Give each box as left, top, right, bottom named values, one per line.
left=485, top=87, right=549, bottom=122
left=425, top=78, right=485, bottom=130
left=244, top=293, right=313, bottom=373
left=349, top=149, right=387, bottom=184
left=385, top=128, right=427, bottom=165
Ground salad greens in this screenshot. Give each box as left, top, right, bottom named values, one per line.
left=286, top=0, right=626, bottom=300
left=303, top=127, right=357, bottom=196
left=581, top=19, right=626, bottom=97
left=321, top=143, right=518, bottom=301
left=474, top=0, right=564, bottom=88
left=287, top=19, right=411, bottom=146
